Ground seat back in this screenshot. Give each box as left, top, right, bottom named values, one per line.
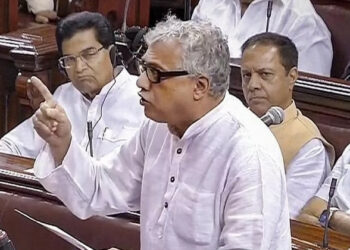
left=312, top=0, right=350, bottom=78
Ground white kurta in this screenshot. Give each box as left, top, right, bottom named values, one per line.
left=192, top=0, right=333, bottom=76
left=316, top=144, right=350, bottom=213
left=34, top=94, right=291, bottom=249
left=26, top=0, right=54, bottom=14
left=0, top=68, right=144, bottom=159
left=287, top=139, right=331, bottom=219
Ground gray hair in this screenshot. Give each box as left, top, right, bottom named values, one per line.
left=144, top=15, right=230, bottom=98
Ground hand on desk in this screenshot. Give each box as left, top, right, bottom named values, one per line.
left=35, top=10, right=59, bottom=24
left=30, top=76, right=72, bottom=165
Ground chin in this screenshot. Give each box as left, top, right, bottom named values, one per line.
left=250, top=106, right=268, bottom=118
left=144, top=109, right=166, bottom=123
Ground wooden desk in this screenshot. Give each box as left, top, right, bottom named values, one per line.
left=0, top=153, right=141, bottom=250
left=291, top=219, right=350, bottom=249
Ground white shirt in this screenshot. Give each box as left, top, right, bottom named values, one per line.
left=316, top=144, right=350, bottom=213
left=192, top=0, right=333, bottom=76
left=287, top=139, right=331, bottom=219
left=26, top=0, right=54, bottom=14
left=0, top=68, right=144, bottom=159
left=34, top=94, right=291, bottom=250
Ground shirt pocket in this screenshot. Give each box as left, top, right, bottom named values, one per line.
left=171, top=183, right=215, bottom=245
left=98, top=126, right=137, bottom=143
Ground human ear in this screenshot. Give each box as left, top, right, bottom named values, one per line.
left=287, top=66, right=298, bottom=91
left=193, top=75, right=210, bottom=101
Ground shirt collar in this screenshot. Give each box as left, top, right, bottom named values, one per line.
left=278, top=100, right=297, bottom=124
left=179, top=93, right=230, bottom=140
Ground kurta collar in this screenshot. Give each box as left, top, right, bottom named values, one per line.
left=179, top=93, right=231, bottom=140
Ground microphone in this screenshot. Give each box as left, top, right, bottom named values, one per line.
left=0, top=230, right=15, bottom=250
left=87, top=121, right=93, bottom=157
left=260, top=106, right=284, bottom=126
left=114, top=0, right=148, bottom=73
left=322, top=169, right=341, bottom=248
left=322, top=178, right=337, bottom=248
left=266, top=0, right=273, bottom=32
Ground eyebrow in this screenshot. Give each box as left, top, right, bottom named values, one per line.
left=141, top=57, right=166, bottom=71
left=62, top=46, right=98, bottom=56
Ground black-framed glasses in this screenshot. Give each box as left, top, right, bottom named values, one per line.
left=138, top=60, right=189, bottom=84
left=58, top=46, right=105, bottom=69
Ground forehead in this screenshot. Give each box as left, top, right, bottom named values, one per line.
left=61, top=29, right=101, bottom=55
left=143, top=39, right=183, bottom=69
left=242, top=44, right=283, bottom=68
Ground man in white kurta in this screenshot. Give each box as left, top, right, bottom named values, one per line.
left=240, top=33, right=334, bottom=219
left=33, top=17, right=291, bottom=249
left=0, top=12, right=145, bottom=159
left=0, top=68, right=143, bottom=159
left=192, top=0, right=332, bottom=76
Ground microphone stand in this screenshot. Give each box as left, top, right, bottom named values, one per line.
left=266, top=0, right=273, bottom=32
left=184, top=0, right=191, bottom=21
left=87, top=121, right=93, bottom=157
left=122, top=0, right=131, bottom=33
left=322, top=178, right=337, bottom=248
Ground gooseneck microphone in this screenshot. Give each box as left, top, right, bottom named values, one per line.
left=266, top=0, right=274, bottom=32
left=87, top=121, right=93, bottom=157
left=260, top=106, right=284, bottom=126
left=322, top=177, right=338, bottom=248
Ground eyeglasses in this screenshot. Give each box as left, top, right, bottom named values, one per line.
left=58, top=46, right=105, bottom=69
left=138, top=60, right=189, bottom=84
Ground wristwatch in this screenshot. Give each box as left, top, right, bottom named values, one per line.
left=319, top=207, right=339, bottom=228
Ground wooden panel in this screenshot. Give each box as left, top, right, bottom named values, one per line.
left=0, top=0, right=18, bottom=34
left=70, top=0, right=150, bottom=28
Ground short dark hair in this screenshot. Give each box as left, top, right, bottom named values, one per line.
left=241, top=32, right=298, bottom=72
left=56, top=11, right=115, bottom=56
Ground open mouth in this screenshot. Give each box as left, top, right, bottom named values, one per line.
left=138, top=92, right=149, bottom=105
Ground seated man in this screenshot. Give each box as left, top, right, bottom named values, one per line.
left=32, top=16, right=291, bottom=249
left=26, top=0, right=58, bottom=23
left=298, top=145, right=350, bottom=236
left=192, top=0, right=332, bottom=76
left=0, top=12, right=144, bottom=159
left=240, top=32, right=335, bottom=219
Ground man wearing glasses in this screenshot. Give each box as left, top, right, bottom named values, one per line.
left=32, top=16, right=291, bottom=249
left=0, top=11, right=144, bottom=159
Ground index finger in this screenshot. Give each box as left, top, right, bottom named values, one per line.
left=29, top=76, right=54, bottom=103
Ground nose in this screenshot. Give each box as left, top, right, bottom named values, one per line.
left=136, top=72, right=151, bottom=90
left=247, top=73, right=262, bottom=91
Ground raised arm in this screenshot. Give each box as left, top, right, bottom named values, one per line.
left=31, top=76, right=72, bottom=165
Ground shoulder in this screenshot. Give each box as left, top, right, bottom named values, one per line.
left=220, top=95, right=284, bottom=167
